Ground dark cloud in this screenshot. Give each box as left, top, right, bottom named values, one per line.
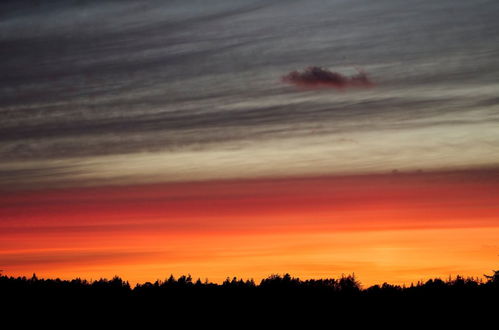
left=282, top=66, right=373, bottom=89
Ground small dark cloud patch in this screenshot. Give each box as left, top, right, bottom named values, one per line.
left=282, top=66, right=374, bottom=90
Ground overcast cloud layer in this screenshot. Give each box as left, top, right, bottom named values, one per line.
left=1, top=0, right=499, bottom=189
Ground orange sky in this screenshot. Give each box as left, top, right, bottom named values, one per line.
left=1, top=169, right=498, bottom=286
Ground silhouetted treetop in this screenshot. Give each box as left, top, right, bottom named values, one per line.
left=1, top=270, right=498, bottom=299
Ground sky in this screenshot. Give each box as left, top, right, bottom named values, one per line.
left=1, top=0, right=499, bottom=286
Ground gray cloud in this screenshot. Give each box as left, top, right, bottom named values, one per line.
left=1, top=0, right=499, bottom=188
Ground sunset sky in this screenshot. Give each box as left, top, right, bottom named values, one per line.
left=1, top=0, right=499, bottom=286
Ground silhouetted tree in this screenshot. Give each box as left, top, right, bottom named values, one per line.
left=485, top=270, right=499, bottom=287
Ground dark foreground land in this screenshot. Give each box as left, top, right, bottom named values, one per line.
left=1, top=271, right=498, bottom=323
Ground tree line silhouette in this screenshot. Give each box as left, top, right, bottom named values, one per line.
left=1, top=270, right=498, bottom=319
left=2, top=270, right=498, bottom=296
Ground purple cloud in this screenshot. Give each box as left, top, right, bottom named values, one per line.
left=282, top=66, right=374, bottom=90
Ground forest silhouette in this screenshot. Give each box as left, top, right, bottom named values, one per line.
left=2, top=270, right=498, bottom=321
left=2, top=270, right=498, bottom=301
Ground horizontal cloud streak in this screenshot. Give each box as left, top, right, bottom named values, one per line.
left=2, top=169, right=499, bottom=230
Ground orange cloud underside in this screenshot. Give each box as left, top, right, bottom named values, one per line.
left=1, top=170, right=498, bottom=286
